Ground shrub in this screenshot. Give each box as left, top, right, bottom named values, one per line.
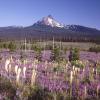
left=0, top=77, right=16, bottom=99
left=51, top=45, right=60, bottom=61
left=28, top=87, right=53, bottom=100
left=71, top=60, right=84, bottom=68
left=69, top=48, right=80, bottom=61
left=8, top=42, right=16, bottom=51
left=89, top=46, right=100, bottom=53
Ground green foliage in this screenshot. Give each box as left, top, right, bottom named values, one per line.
left=3, top=43, right=8, bottom=49
left=53, top=65, right=64, bottom=73
left=21, top=44, right=29, bottom=50
left=28, top=87, right=53, bottom=100
left=31, top=44, right=43, bottom=61
left=71, top=60, right=84, bottom=68
left=97, top=67, right=100, bottom=73
left=0, top=77, right=16, bottom=99
left=45, top=44, right=53, bottom=50
left=0, top=42, right=8, bottom=49
left=0, top=42, right=16, bottom=50
left=63, top=47, right=67, bottom=54
left=56, top=93, right=64, bottom=100
left=89, top=46, right=100, bottom=53
left=51, top=45, right=60, bottom=61
left=82, top=77, right=90, bottom=84
left=8, top=42, right=16, bottom=51
left=0, top=42, right=16, bottom=51
left=31, top=44, right=42, bottom=53
left=50, top=44, right=66, bottom=62
left=53, top=67, right=59, bottom=72
left=69, top=48, right=80, bottom=61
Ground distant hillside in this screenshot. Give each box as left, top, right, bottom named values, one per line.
left=0, top=15, right=100, bottom=42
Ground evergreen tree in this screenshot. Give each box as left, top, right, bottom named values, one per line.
left=69, top=48, right=79, bottom=61
left=8, top=42, right=16, bottom=51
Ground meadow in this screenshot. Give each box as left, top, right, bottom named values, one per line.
left=0, top=41, right=100, bottom=100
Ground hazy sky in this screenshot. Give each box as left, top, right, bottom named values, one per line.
left=0, top=0, right=100, bottom=29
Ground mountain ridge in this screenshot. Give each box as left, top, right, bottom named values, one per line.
left=0, top=15, right=100, bottom=42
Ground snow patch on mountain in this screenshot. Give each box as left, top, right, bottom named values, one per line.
left=35, top=15, right=64, bottom=28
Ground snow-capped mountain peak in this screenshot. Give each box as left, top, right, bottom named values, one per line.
left=35, top=15, right=64, bottom=28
